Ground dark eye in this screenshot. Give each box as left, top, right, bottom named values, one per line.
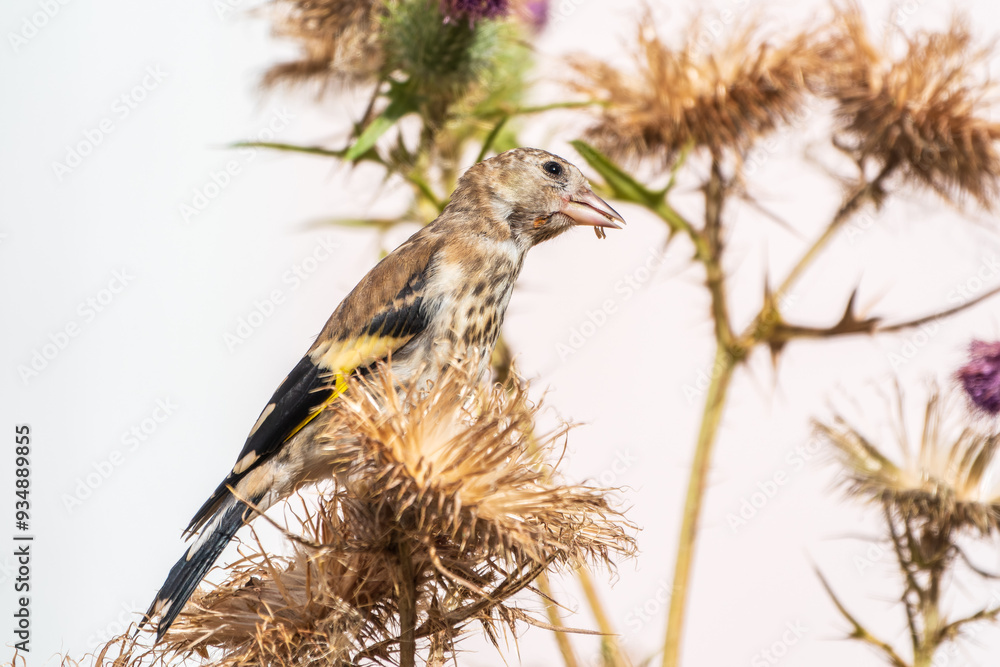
left=542, top=161, right=563, bottom=177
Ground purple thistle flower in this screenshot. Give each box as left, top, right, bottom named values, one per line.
left=441, top=0, right=510, bottom=23
left=958, top=340, right=1000, bottom=415
left=523, top=0, right=548, bottom=30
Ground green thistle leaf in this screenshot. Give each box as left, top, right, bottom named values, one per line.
left=570, top=140, right=662, bottom=207
left=346, top=86, right=420, bottom=162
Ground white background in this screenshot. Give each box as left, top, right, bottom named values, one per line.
left=4, top=0, right=1000, bottom=665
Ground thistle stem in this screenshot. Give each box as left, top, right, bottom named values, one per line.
left=537, top=572, right=581, bottom=667
left=577, top=566, right=629, bottom=666
left=773, top=164, right=894, bottom=302
left=397, top=539, right=417, bottom=667
left=475, top=100, right=604, bottom=119
left=662, top=344, right=737, bottom=667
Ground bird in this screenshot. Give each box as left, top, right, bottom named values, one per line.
left=139, top=147, right=624, bottom=641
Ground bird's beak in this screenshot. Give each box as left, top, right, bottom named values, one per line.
left=560, top=187, right=626, bottom=230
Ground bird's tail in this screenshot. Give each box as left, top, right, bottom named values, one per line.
left=138, top=494, right=260, bottom=641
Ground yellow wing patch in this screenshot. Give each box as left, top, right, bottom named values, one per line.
left=310, top=334, right=409, bottom=375
left=292, top=334, right=408, bottom=444
left=282, top=372, right=350, bottom=442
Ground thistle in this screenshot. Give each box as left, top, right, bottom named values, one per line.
left=816, top=384, right=1000, bottom=667
left=820, top=5, right=1000, bottom=208
left=141, top=361, right=634, bottom=665
left=440, top=0, right=510, bottom=23
left=263, top=0, right=387, bottom=90
left=957, top=340, right=1000, bottom=416
left=567, top=13, right=823, bottom=165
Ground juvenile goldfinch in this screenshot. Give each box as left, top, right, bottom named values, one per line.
left=140, top=147, right=624, bottom=640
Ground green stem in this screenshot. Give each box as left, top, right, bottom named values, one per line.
left=230, top=141, right=348, bottom=159
left=577, top=566, right=629, bottom=666
left=772, top=163, right=894, bottom=302
left=475, top=115, right=509, bottom=163
left=650, top=157, right=894, bottom=667
left=475, top=100, right=603, bottom=119
left=651, top=200, right=702, bottom=251
left=537, top=572, right=581, bottom=667
left=406, top=172, right=444, bottom=212
left=662, top=345, right=737, bottom=667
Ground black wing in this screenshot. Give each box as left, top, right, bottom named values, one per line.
left=184, top=268, right=432, bottom=535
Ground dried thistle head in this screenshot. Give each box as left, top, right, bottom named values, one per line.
left=262, top=0, right=386, bottom=91
left=567, top=13, right=822, bottom=165
left=60, top=633, right=156, bottom=667
left=263, top=0, right=528, bottom=108
left=820, top=6, right=1000, bottom=208
left=958, top=340, right=1000, bottom=417
left=153, top=361, right=634, bottom=665
left=326, top=363, right=631, bottom=566
left=817, top=384, right=1000, bottom=539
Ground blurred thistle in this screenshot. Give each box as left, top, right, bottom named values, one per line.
left=821, top=5, right=1000, bottom=208
left=228, top=3, right=1000, bottom=665
left=440, top=0, right=510, bottom=23
left=263, top=0, right=387, bottom=90
left=816, top=384, right=1000, bottom=667
left=567, top=13, right=823, bottom=164
left=264, top=0, right=525, bottom=104
left=142, top=361, right=633, bottom=666
left=517, top=0, right=548, bottom=32
left=958, top=340, right=1000, bottom=416
left=564, top=9, right=1000, bottom=667
left=256, top=0, right=535, bottom=215
left=379, top=0, right=518, bottom=121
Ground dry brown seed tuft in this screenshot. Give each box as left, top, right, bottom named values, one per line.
left=150, top=361, right=634, bottom=665
left=820, top=5, right=1000, bottom=208
left=567, top=13, right=823, bottom=165
left=262, top=0, right=386, bottom=91
left=817, top=385, right=1000, bottom=538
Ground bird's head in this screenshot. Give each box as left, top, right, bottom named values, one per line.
left=451, top=147, right=625, bottom=248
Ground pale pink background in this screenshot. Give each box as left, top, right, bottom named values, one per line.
left=4, top=0, right=1000, bottom=665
